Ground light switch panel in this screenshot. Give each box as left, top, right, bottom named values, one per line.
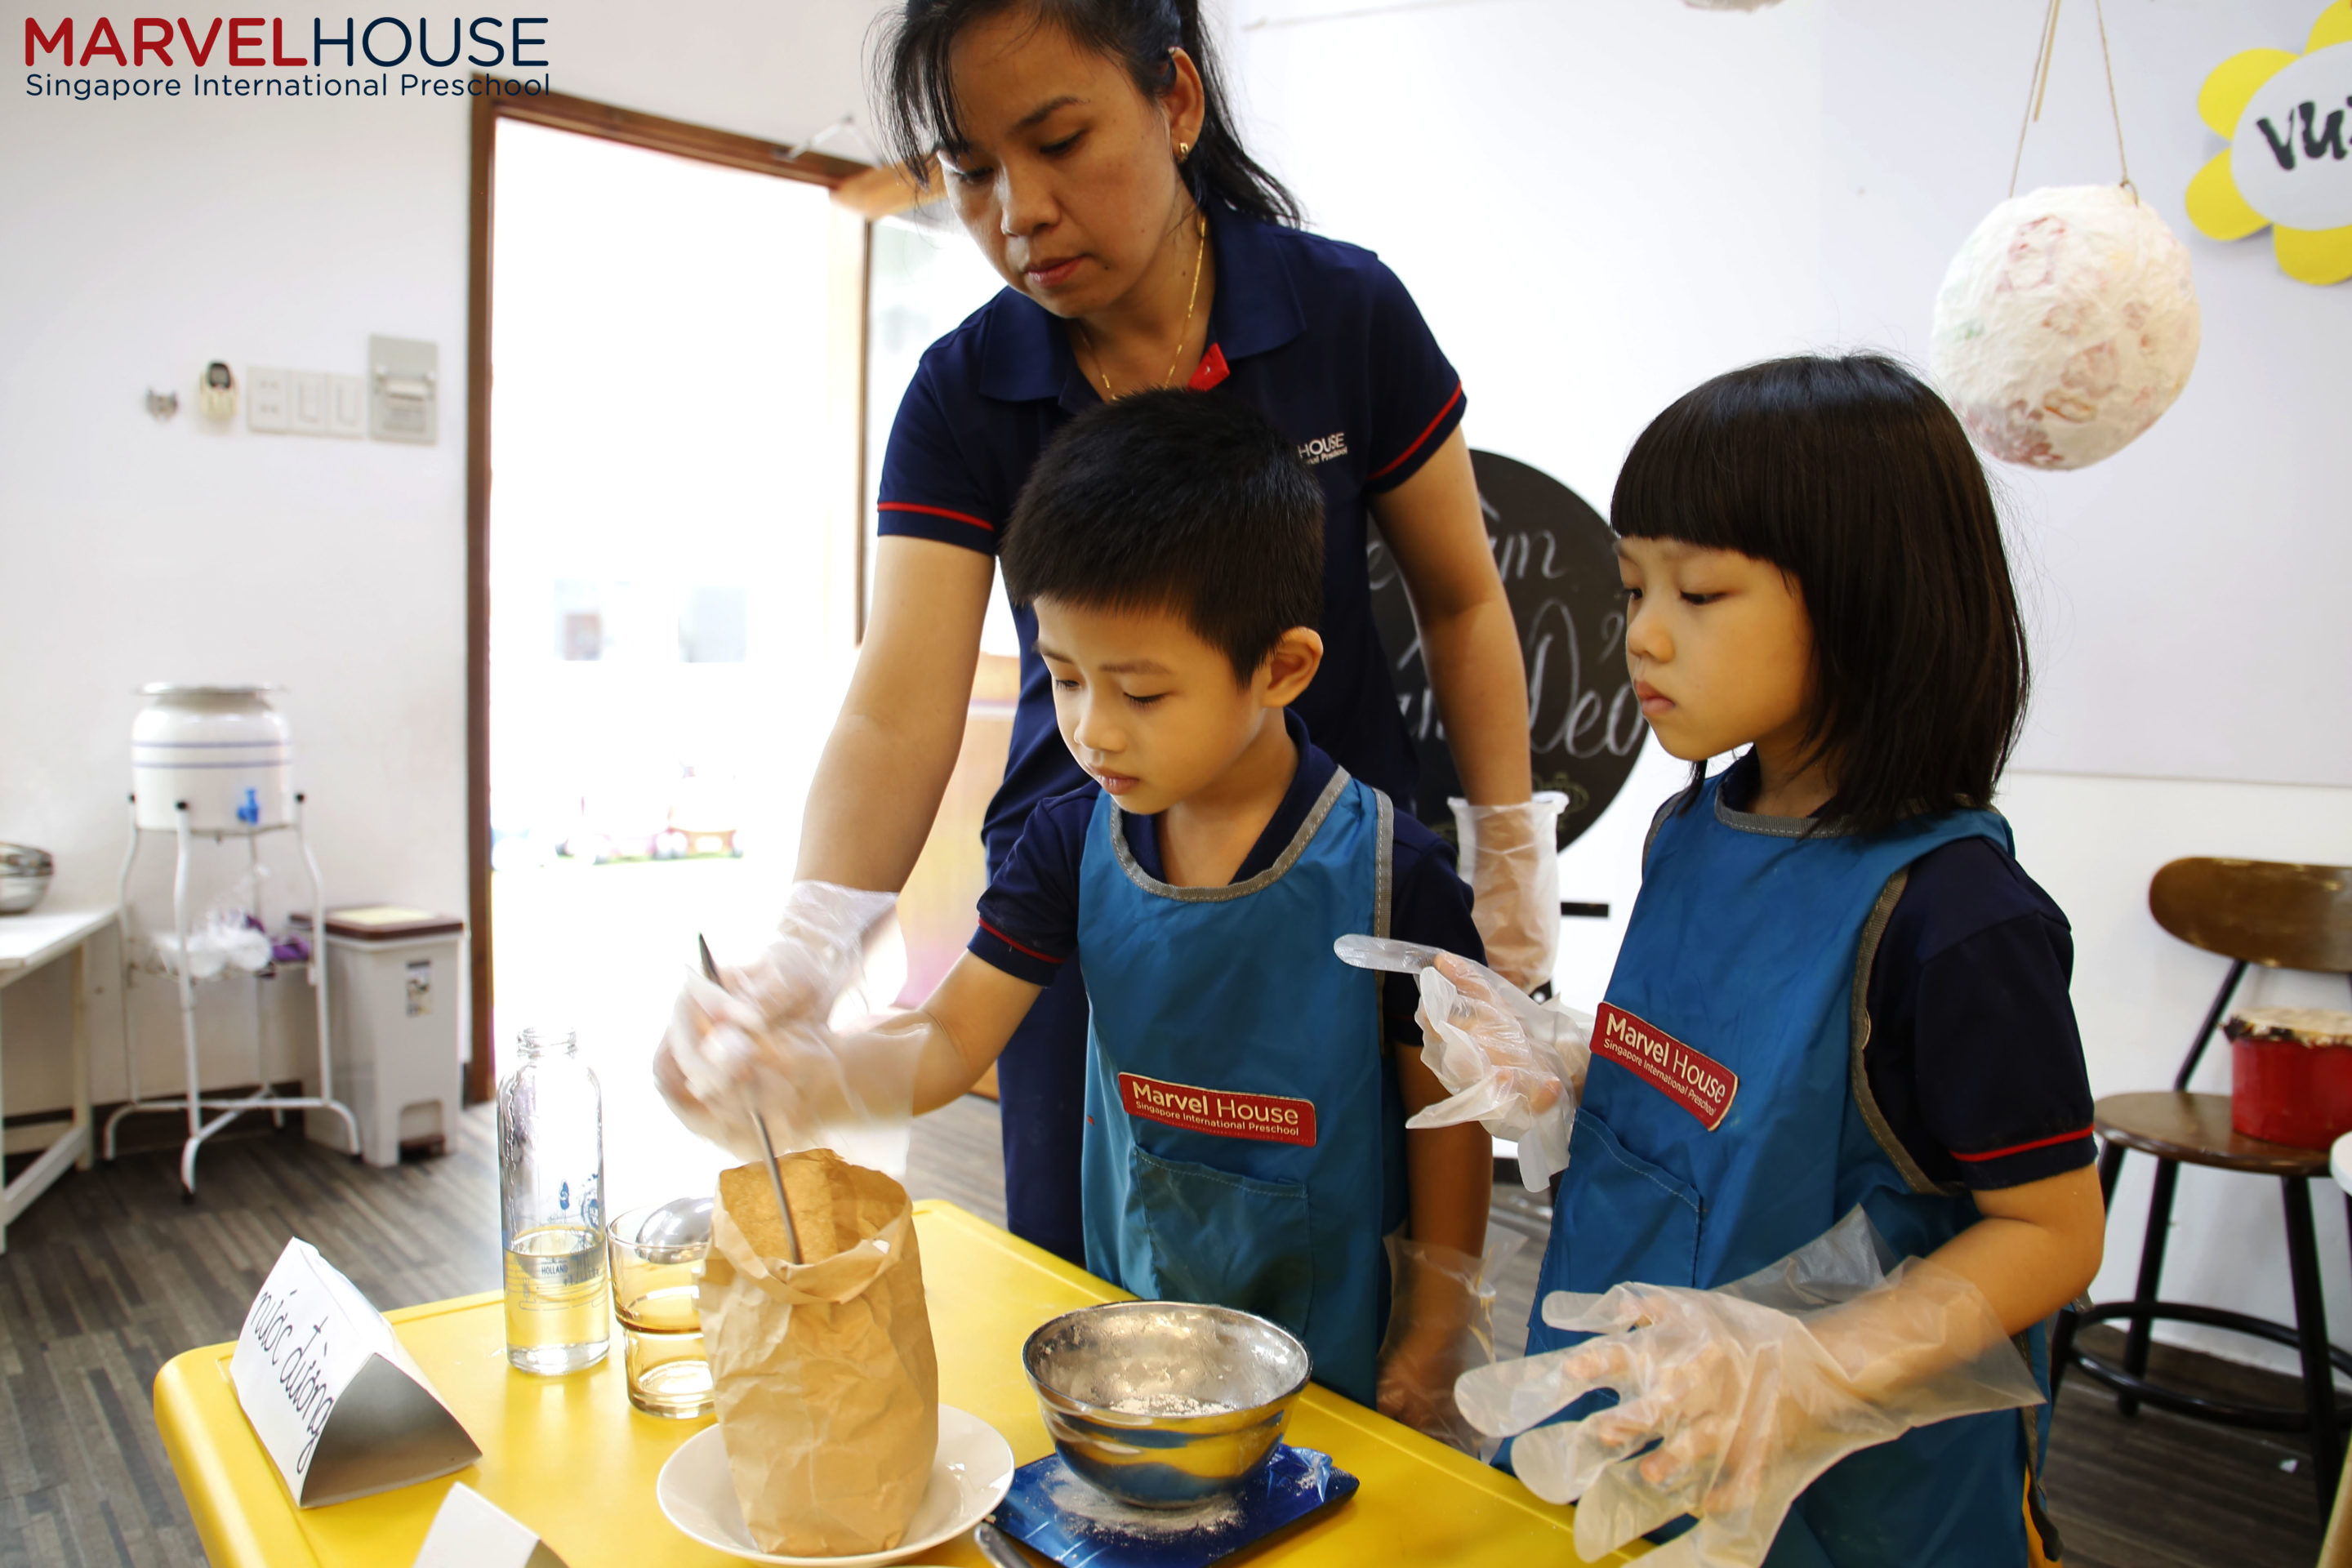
left=289, top=370, right=327, bottom=435
left=326, top=373, right=366, bottom=438
left=247, top=367, right=289, bottom=433
left=368, top=335, right=438, bottom=445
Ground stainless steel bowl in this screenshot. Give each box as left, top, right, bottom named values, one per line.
left=0, top=844, right=52, bottom=915
left=1022, top=1301, right=1312, bottom=1509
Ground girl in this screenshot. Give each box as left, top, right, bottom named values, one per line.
left=1423, top=354, right=2105, bottom=1565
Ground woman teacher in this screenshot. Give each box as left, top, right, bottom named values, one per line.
left=675, top=0, right=1547, bottom=1267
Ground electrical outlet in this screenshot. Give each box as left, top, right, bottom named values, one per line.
left=326, top=373, right=366, bottom=438
left=247, top=367, right=289, bottom=433
left=289, top=370, right=327, bottom=435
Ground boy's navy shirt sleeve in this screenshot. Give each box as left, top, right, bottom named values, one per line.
left=1863, top=836, right=2096, bottom=1191
left=968, top=786, right=1094, bottom=986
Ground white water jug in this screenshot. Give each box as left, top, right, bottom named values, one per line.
left=131, top=685, right=295, bottom=831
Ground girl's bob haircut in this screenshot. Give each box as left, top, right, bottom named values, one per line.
left=1613, top=354, right=2029, bottom=838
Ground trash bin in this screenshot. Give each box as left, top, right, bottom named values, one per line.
left=295, top=906, right=466, bottom=1167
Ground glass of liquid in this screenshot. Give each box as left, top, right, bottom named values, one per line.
left=498, top=1027, right=609, bottom=1375
left=606, top=1197, right=715, bottom=1418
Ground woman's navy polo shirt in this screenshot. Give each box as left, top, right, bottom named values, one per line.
left=876, top=204, right=1468, bottom=872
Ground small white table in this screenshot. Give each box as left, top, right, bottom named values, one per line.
left=0, top=905, right=114, bottom=1254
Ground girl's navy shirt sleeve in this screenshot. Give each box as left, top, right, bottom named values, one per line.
left=1862, top=836, right=2096, bottom=1191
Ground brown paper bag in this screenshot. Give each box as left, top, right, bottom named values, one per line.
left=700, top=1148, right=940, bottom=1556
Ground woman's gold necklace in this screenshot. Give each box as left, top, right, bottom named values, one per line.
left=1077, top=213, right=1207, bottom=399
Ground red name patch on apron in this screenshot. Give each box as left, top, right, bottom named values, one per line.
left=1590, top=1004, right=1740, bottom=1132
left=1117, top=1071, right=1316, bottom=1147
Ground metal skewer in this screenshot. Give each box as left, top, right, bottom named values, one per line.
left=701, top=934, right=800, bottom=1266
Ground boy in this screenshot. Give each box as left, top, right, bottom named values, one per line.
left=662, top=391, right=1494, bottom=1427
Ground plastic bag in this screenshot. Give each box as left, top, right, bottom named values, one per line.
left=1455, top=1209, right=2043, bottom=1568
left=151, top=866, right=274, bottom=978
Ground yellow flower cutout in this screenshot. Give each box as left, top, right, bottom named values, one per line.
left=2187, top=0, right=2352, bottom=283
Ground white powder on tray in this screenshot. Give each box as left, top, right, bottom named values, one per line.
left=1043, top=1467, right=1246, bottom=1540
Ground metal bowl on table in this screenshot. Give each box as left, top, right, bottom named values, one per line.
left=1021, top=1301, right=1312, bottom=1509
left=0, top=844, right=53, bottom=915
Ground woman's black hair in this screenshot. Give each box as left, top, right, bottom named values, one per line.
left=1612, top=354, right=2030, bottom=837
left=874, top=0, right=1303, bottom=229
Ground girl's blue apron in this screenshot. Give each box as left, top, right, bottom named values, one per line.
left=1076, top=767, right=1407, bottom=1408
left=1526, top=773, right=2060, bottom=1566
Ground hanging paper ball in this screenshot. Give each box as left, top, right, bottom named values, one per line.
left=1930, top=185, right=2202, bottom=470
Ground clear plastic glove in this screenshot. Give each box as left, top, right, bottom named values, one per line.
left=653, top=881, right=910, bottom=1171
left=1375, top=1232, right=1526, bottom=1457
left=1413, top=951, right=1591, bottom=1192
left=657, top=975, right=929, bottom=1178
left=1450, top=793, right=1566, bottom=994
left=1454, top=1209, right=2043, bottom=1568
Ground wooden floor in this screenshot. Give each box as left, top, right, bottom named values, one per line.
left=0, top=1098, right=2330, bottom=1566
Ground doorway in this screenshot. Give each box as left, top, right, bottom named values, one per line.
left=467, top=88, right=866, bottom=1213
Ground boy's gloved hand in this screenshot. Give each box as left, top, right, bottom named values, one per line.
left=1454, top=1209, right=2043, bottom=1568
left=653, top=881, right=915, bottom=1170
left=1450, top=794, right=1566, bottom=995
left=1407, top=952, right=1592, bottom=1191
left=1375, top=1234, right=1525, bottom=1456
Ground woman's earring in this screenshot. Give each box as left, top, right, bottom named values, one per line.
left=1176, top=140, right=1192, bottom=163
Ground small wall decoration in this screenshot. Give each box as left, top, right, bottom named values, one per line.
left=1928, top=0, right=2201, bottom=470
left=2185, top=2, right=2352, bottom=286
left=1931, top=186, right=2200, bottom=470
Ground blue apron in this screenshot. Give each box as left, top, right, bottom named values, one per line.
left=1077, top=768, right=1406, bottom=1408
left=1527, top=773, right=2058, bottom=1566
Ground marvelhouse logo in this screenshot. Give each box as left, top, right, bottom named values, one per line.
left=24, top=15, right=551, bottom=100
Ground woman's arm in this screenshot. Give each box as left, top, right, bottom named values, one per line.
left=1370, top=428, right=1530, bottom=808
left=794, top=535, right=997, bottom=889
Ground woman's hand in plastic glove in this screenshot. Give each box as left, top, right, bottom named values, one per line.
left=1406, top=952, right=1592, bottom=1191
left=1454, top=1212, right=2042, bottom=1568
left=725, top=882, right=898, bottom=1031
left=1450, top=795, right=1565, bottom=994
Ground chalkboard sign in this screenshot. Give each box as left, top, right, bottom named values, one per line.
left=1368, top=451, right=1645, bottom=850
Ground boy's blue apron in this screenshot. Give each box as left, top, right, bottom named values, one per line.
left=1526, top=773, right=2060, bottom=1566
left=1076, top=767, right=1406, bottom=1408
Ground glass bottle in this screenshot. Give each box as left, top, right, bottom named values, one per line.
left=498, top=1027, right=609, bottom=1374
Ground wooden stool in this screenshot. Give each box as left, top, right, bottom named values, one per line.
left=2050, top=857, right=2352, bottom=1523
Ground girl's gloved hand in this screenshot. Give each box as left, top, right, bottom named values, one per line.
left=1454, top=1209, right=2043, bottom=1568
left=1450, top=794, right=1566, bottom=995
left=1375, top=1233, right=1525, bottom=1456
left=1407, top=952, right=1592, bottom=1191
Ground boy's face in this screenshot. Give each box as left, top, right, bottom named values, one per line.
left=1617, top=536, right=1815, bottom=766
left=1032, top=598, right=1316, bottom=817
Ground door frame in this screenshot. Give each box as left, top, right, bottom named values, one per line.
left=463, top=77, right=902, bottom=1102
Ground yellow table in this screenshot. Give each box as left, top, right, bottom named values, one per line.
left=155, top=1200, right=1632, bottom=1565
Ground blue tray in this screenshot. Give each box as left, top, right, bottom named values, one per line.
left=991, top=1444, right=1358, bottom=1568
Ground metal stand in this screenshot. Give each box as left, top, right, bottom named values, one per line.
left=102, top=792, right=359, bottom=1197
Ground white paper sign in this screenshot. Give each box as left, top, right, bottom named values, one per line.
left=229, top=1238, right=481, bottom=1507
left=414, top=1482, right=571, bottom=1568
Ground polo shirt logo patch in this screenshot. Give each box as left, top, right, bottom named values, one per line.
left=1187, top=343, right=1231, bottom=391
left=1591, top=1004, right=1738, bottom=1131
left=1298, top=431, right=1349, bottom=465
left=1118, top=1071, right=1317, bottom=1147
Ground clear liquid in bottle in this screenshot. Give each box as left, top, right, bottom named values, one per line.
left=497, top=1028, right=609, bottom=1374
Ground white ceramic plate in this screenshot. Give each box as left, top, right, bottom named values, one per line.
left=656, top=1405, right=1015, bottom=1566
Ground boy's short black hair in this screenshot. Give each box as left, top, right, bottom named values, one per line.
left=1612, top=354, right=2030, bottom=837
left=1002, top=390, right=1325, bottom=680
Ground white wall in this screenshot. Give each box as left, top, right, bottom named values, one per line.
left=1232, top=0, right=2352, bottom=1374
left=0, top=2, right=892, bottom=1117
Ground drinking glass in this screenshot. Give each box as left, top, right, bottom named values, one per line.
left=606, top=1198, right=714, bottom=1419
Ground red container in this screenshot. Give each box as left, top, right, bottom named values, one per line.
left=2230, top=1035, right=2352, bottom=1151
